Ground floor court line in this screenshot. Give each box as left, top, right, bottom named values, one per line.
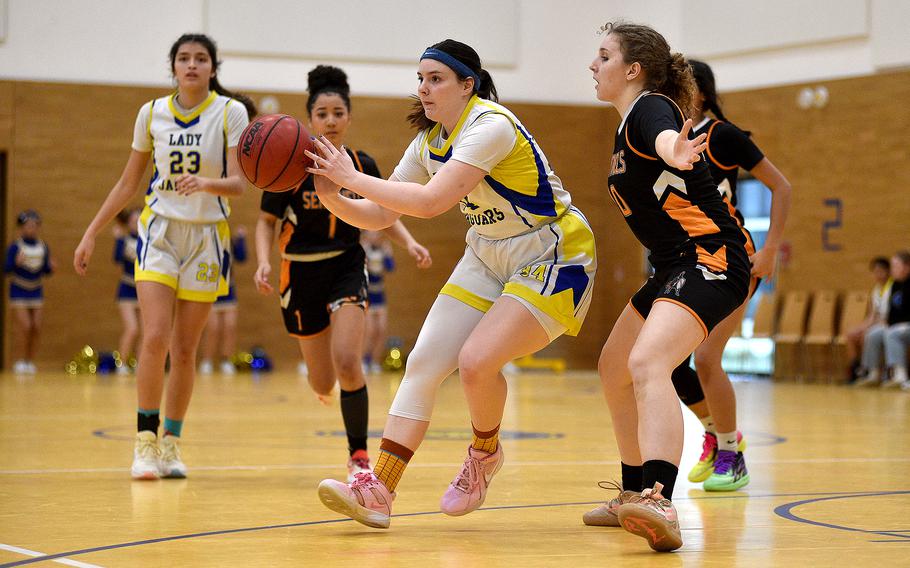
left=3, top=456, right=910, bottom=476
left=0, top=544, right=105, bottom=568
left=773, top=491, right=910, bottom=538
left=1, top=490, right=904, bottom=568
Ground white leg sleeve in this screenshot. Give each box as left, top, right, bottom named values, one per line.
left=388, top=294, right=485, bottom=421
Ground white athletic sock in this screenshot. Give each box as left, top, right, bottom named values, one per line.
left=893, top=366, right=909, bottom=384
left=717, top=430, right=738, bottom=453
left=699, top=415, right=716, bottom=434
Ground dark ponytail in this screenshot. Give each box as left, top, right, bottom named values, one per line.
left=689, top=59, right=727, bottom=122
left=689, top=58, right=750, bottom=135
left=476, top=69, right=498, bottom=101
left=306, top=65, right=351, bottom=115
left=602, top=22, right=696, bottom=118
left=407, top=39, right=498, bottom=131
left=169, top=33, right=257, bottom=120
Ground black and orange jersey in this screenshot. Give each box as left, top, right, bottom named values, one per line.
left=260, top=148, right=380, bottom=256
left=607, top=92, right=745, bottom=270
left=693, top=117, right=764, bottom=216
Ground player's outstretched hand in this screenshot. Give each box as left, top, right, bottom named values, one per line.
left=666, top=119, right=707, bottom=171
left=305, top=137, right=357, bottom=188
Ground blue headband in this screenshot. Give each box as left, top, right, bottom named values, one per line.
left=420, top=48, right=480, bottom=92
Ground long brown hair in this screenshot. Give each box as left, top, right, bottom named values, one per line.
left=407, top=39, right=498, bottom=131
left=602, top=22, right=696, bottom=118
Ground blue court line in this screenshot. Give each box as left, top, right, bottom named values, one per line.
left=92, top=425, right=786, bottom=448
left=1, top=490, right=902, bottom=567
left=773, top=490, right=910, bottom=541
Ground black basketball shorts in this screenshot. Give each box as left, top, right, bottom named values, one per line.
left=279, top=245, right=368, bottom=337
left=630, top=242, right=751, bottom=339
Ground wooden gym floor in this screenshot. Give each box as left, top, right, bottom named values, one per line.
left=1, top=369, right=909, bottom=567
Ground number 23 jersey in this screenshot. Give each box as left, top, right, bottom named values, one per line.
left=132, top=91, right=249, bottom=223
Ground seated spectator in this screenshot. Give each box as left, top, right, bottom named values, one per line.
left=845, top=257, right=892, bottom=382
left=855, top=251, right=910, bottom=388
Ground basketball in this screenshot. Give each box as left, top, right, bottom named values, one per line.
left=237, top=114, right=314, bottom=192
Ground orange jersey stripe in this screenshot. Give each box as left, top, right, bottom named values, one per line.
left=278, top=220, right=295, bottom=254
left=663, top=192, right=721, bottom=237
left=742, top=227, right=756, bottom=256
left=695, top=244, right=728, bottom=273
left=723, top=197, right=755, bottom=256
left=351, top=150, right=364, bottom=172
left=625, top=127, right=659, bottom=161
left=705, top=121, right=738, bottom=171
left=279, top=258, right=291, bottom=294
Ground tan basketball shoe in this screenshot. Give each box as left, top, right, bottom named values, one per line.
left=617, top=482, right=682, bottom=552
left=583, top=481, right=640, bottom=527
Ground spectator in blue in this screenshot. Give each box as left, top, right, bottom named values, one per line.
left=5, top=210, right=55, bottom=374
left=113, top=207, right=142, bottom=374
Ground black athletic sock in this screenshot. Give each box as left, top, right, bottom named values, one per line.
left=642, top=459, right=679, bottom=501
left=340, top=385, right=369, bottom=455
left=621, top=462, right=644, bottom=492
left=137, top=409, right=160, bottom=435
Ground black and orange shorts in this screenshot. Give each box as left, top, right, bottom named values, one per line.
left=279, top=245, right=368, bottom=337
left=630, top=242, right=750, bottom=339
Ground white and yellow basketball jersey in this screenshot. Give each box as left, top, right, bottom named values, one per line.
left=393, top=95, right=571, bottom=239
left=132, top=91, right=249, bottom=223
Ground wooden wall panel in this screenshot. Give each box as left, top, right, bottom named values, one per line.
left=2, top=81, right=639, bottom=370
left=7, top=82, right=159, bottom=369
left=0, top=82, right=13, bottom=149
left=7, top=70, right=908, bottom=370
left=721, top=70, right=910, bottom=294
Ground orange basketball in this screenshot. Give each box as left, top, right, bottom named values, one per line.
left=237, top=114, right=314, bottom=192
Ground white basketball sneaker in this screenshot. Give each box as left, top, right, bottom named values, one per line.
left=131, top=431, right=160, bottom=480
left=158, top=435, right=188, bottom=479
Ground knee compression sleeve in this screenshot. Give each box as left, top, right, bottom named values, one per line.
left=388, top=294, right=485, bottom=421
left=671, top=357, right=705, bottom=406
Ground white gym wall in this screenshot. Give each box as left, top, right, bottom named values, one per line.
left=0, top=0, right=906, bottom=103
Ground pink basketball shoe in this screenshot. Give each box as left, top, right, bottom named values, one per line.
left=317, top=472, right=395, bottom=529
left=440, top=444, right=504, bottom=516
